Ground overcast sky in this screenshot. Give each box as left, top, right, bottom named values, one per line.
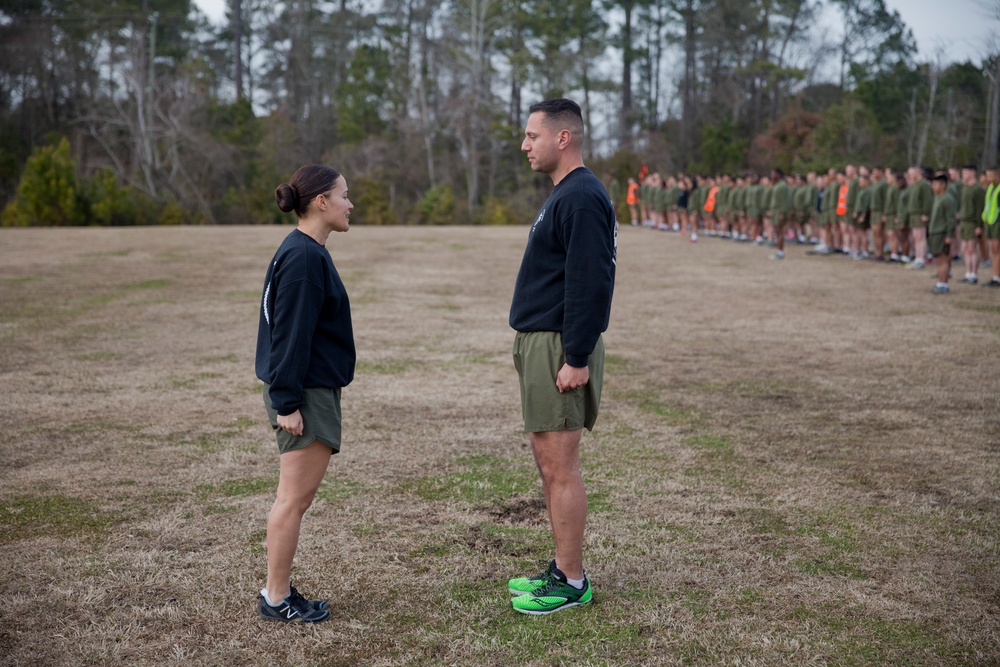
left=192, top=0, right=999, bottom=65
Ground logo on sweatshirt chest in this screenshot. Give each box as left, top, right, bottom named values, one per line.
left=531, top=207, right=546, bottom=233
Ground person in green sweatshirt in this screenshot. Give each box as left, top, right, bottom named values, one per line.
left=957, top=165, right=986, bottom=283
left=851, top=172, right=871, bottom=259
left=868, top=167, right=888, bottom=261
left=768, top=169, right=792, bottom=259
left=906, top=166, right=934, bottom=269
left=883, top=170, right=902, bottom=262
left=896, top=173, right=912, bottom=262
left=929, top=172, right=958, bottom=293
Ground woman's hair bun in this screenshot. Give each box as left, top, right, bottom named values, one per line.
left=275, top=183, right=301, bottom=213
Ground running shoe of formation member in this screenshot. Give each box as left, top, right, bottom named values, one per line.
left=509, top=98, right=616, bottom=615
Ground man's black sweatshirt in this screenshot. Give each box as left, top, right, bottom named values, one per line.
left=509, top=167, right=617, bottom=367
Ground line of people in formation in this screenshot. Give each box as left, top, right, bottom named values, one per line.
left=605, top=165, right=1000, bottom=294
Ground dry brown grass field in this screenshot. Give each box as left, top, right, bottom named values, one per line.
left=1, top=223, right=998, bottom=667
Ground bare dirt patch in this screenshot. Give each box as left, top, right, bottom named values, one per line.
left=1, top=225, right=997, bottom=666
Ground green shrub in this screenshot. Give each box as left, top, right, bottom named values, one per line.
left=2, top=137, right=85, bottom=226
left=417, top=184, right=455, bottom=225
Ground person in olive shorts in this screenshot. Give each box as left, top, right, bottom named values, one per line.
left=254, top=164, right=357, bottom=623
left=508, top=98, right=616, bottom=616
left=928, top=171, right=958, bottom=294
left=983, top=167, right=1000, bottom=286
left=958, top=166, right=986, bottom=283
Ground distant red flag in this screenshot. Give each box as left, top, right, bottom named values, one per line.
left=638, top=162, right=649, bottom=179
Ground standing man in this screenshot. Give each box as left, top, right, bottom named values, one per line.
left=929, top=172, right=958, bottom=294
left=768, top=169, right=791, bottom=259
left=508, top=99, right=616, bottom=615
left=982, top=167, right=1000, bottom=287
left=868, top=167, right=887, bottom=261
left=957, top=165, right=985, bottom=284
left=906, top=166, right=934, bottom=269
left=626, top=176, right=640, bottom=226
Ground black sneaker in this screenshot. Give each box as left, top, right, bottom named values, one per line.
left=258, top=589, right=330, bottom=623
left=289, top=585, right=328, bottom=612
left=985, top=279, right=1000, bottom=288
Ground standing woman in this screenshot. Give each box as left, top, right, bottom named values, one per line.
left=255, top=165, right=355, bottom=623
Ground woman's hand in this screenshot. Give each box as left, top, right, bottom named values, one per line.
left=277, top=410, right=304, bottom=436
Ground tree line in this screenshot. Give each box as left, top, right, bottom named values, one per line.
left=2, top=0, right=999, bottom=226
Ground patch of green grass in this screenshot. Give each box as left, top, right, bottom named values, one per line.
left=315, top=478, right=364, bottom=503
left=198, top=475, right=277, bottom=499
left=430, top=302, right=461, bottom=312
left=135, top=278, right=171, bottom=289
left=682, top=433, right=734, bottom=455
left=86, top=249, right=132, bottom=258
left=0, top=494, right=118, bottom=542
left=676, top=586, right=714, bottom=619
left=203, top=504, right=235, bottom=516
left=355, top=358, right=420, bottom=375
left=166, top=371, right=224, bottom=389
left=3, top=276, right=40, bottom=283
left=402, top=454, right=536, bottom=504
left=444, top=353, right=497, bottom=367
left=792, top=557, right=868, bottom=579
left=67, top=421, right=145, bottom=434
left=247, top=528, right=267, bottom=556
left=201, top=354, right=239, bottom=364
left=80, top=278, right=173, bottom=310
left=75, top=351, right=121, bottom=361
left=954, top=300, right=1000, bottom=314
left=787, top=604, right=955, bottom=665
left=624, top=389, right=701, bottom=426
left=603, top=354, right=632, bottom=375
left=736, top=586, right=765, bottom=606
left=742, top=507, right=794, bottom=536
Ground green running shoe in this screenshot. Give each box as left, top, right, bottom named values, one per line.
left=507, top=560, right=557, bottom=595
left=511, top=572, right=592, bottom=615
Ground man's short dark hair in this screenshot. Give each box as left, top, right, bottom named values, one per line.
left=529, top=98, right=584, bottom=138
left=932, top=171, right=949, bottom=184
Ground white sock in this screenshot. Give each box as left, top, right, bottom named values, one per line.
left=566, top=576, right=585, bottom=590
left=260, top=588, right=282, bottom=606
left=935, top=282, right=948, bottom=288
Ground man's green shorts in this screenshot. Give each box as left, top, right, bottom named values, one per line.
left=885, top=215, right=902, bottom=232
left=986, top=220, right=1000, bottom=240
left=263, top=384, right=342, bottom=454
left=512, top=331, right=604, bottom=433
left=928, top=232, right=951, bottom=258
left=958, top=221, right=980, bottom=241
left=909, top=213, right=927, bottom=229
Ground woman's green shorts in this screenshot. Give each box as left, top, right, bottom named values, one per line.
left=263, top=384, right=342, bottom=454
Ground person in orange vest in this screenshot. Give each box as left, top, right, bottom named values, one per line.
left=834, top=170, right=851, bottom=254
left=626, top=177, right=640, bottom=226
left=702, top=176, right=720, bottom=241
